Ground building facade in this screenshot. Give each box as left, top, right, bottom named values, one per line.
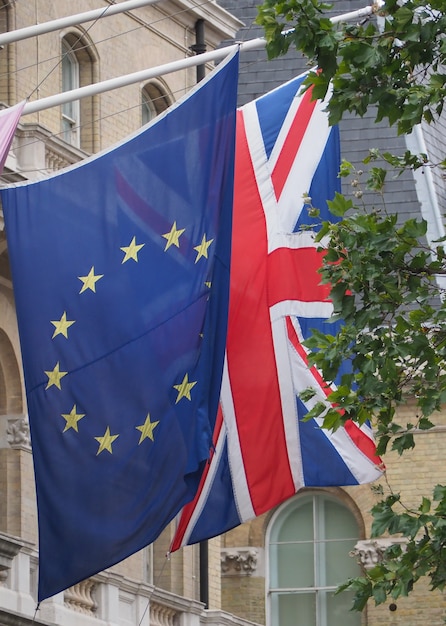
left=1, top=1, right=446, bottom=626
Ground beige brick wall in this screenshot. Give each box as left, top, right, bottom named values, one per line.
left=221, top=516, right=267, bottom=625
left=0, top=448, right=37, bottom=544
left=363, top=404, right=446, bottom=624
left=367, top=580, right=446, bottom=626
left=19, top=448, right=38, bottom=544
left=208, top=536, right=222, bottom=609
left=222, top=575, right=265, bottom=625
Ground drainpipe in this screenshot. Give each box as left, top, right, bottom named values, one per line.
left=199, top=540, right=209, bottom=608
left=190, top=19, right=206, bottom=83
left=405, top=124, right=446, bottom=292
left=192, top=16, right=208, bottom=608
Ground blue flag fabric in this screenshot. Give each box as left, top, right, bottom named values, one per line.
left=2, top=51, right=239, bottom=601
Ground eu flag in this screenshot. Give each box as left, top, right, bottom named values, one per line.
left=2, top=51, right=239, bottom=601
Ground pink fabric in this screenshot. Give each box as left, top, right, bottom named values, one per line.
left=0, top=100, right=25, bottom=174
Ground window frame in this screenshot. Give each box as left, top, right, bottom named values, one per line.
left=60, top=30, right=99, bottom=153
left=141, top=80, right=172, bottom=126
left=61, top=40, right=80, bottom=147
left=266, top=491, right=364, bottom=626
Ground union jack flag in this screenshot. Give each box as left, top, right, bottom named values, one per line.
left=171, top=73, right=383, bottom=550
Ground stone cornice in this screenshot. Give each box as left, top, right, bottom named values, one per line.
left=352, top=538, right=408, bottom=569
left=221, top=548, right=259, bottom=576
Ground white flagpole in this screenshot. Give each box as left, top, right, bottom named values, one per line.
left=22, top=40, right=260, bottom=116
left=0, top=0, right=164, bottom=47
left=330, top=5, right=374, bottom=23
left=21, top=3, right=377, bottom=116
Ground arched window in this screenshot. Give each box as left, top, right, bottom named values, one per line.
left=267, top=492, right=363, bottom=626
left=61, top=32, right=99, bottom=153
left=0, top=325, right=23, bottom=415
left=61, top=40, right=80, bottom=146
left=141, top=81, right=172, bottom=125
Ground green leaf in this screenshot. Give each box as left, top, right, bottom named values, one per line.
left=372, top=583, right=387, bottom=605
left=418, top=417, right=435, bottom=431
left=399, top=218, right=428, bottom=238
left=371, top=507, right=395, bottom=537
left=419, top=497, right=431, bottom=514
left=320, top=408, right=344, bottom=431
left=393, top=5, right=414, bottom=28
left=367, top=167, right=387, bottom=191
left=433, top=484, right=446, bottom=502
left=299, top=387, right=317, bottom=402
left=391, top=433, right=415, bottom=455
left=327, top=191, right=354, bottom=217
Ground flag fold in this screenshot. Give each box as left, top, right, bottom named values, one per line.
left=2, top=52, right=239, bottom=601
left=0, top=100, right=25, bottom=173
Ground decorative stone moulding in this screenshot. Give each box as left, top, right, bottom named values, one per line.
left=221, top=548, right=258, bottom=576
left=150, top=602, right=178, bottom=626
left=6, top=414, right=31, bottom=450
left=64, top=579, right=98, bottom=615
left=352, top=538, right=408, bottom=569
left=0, top=533, right=25, bottom=587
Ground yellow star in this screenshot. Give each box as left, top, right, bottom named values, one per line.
left=51, top=311, right=75, bottom=339
left=162, top=221, right=185, bottom=251
left=45, top=362, right=68, bottom=390
left=95, top=426, right=119, bottom=455
left=121, top=236, right=145, bottom=263
left=78, top=266, right=104, bottom=294
left=173, top=373, right=197, bottom=404
left=205, top=281, right=212, bottom=289
left=194, top=234, right=214, bottom=263
left=61, top=405, right=85, bottom=432
left=136, top=413, right=160, bottom=444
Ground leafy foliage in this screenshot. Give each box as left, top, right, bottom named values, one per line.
left=256, top=0, right=446, bottom=612
left=304, top=165, right=446, bottom=458
left=257, top=0, right=446, bottom=133
left=338, top=485, right=446, bottom=609
left=302, top=164, right=446, bottom=610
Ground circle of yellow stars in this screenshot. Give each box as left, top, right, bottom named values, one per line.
left=44, top=223, right=210, bottom=457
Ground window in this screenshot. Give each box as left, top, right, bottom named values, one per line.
left=61, top=41, right=80, bottom=146
left=0, top=327, right=23, bottom=414
left=60, top=32, right=99, bottom=153
left=267, top=492, right=362, bottom=626
left=141, top=81, right=172, bottom=125
left=141, top=93, right=156, bottom=126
